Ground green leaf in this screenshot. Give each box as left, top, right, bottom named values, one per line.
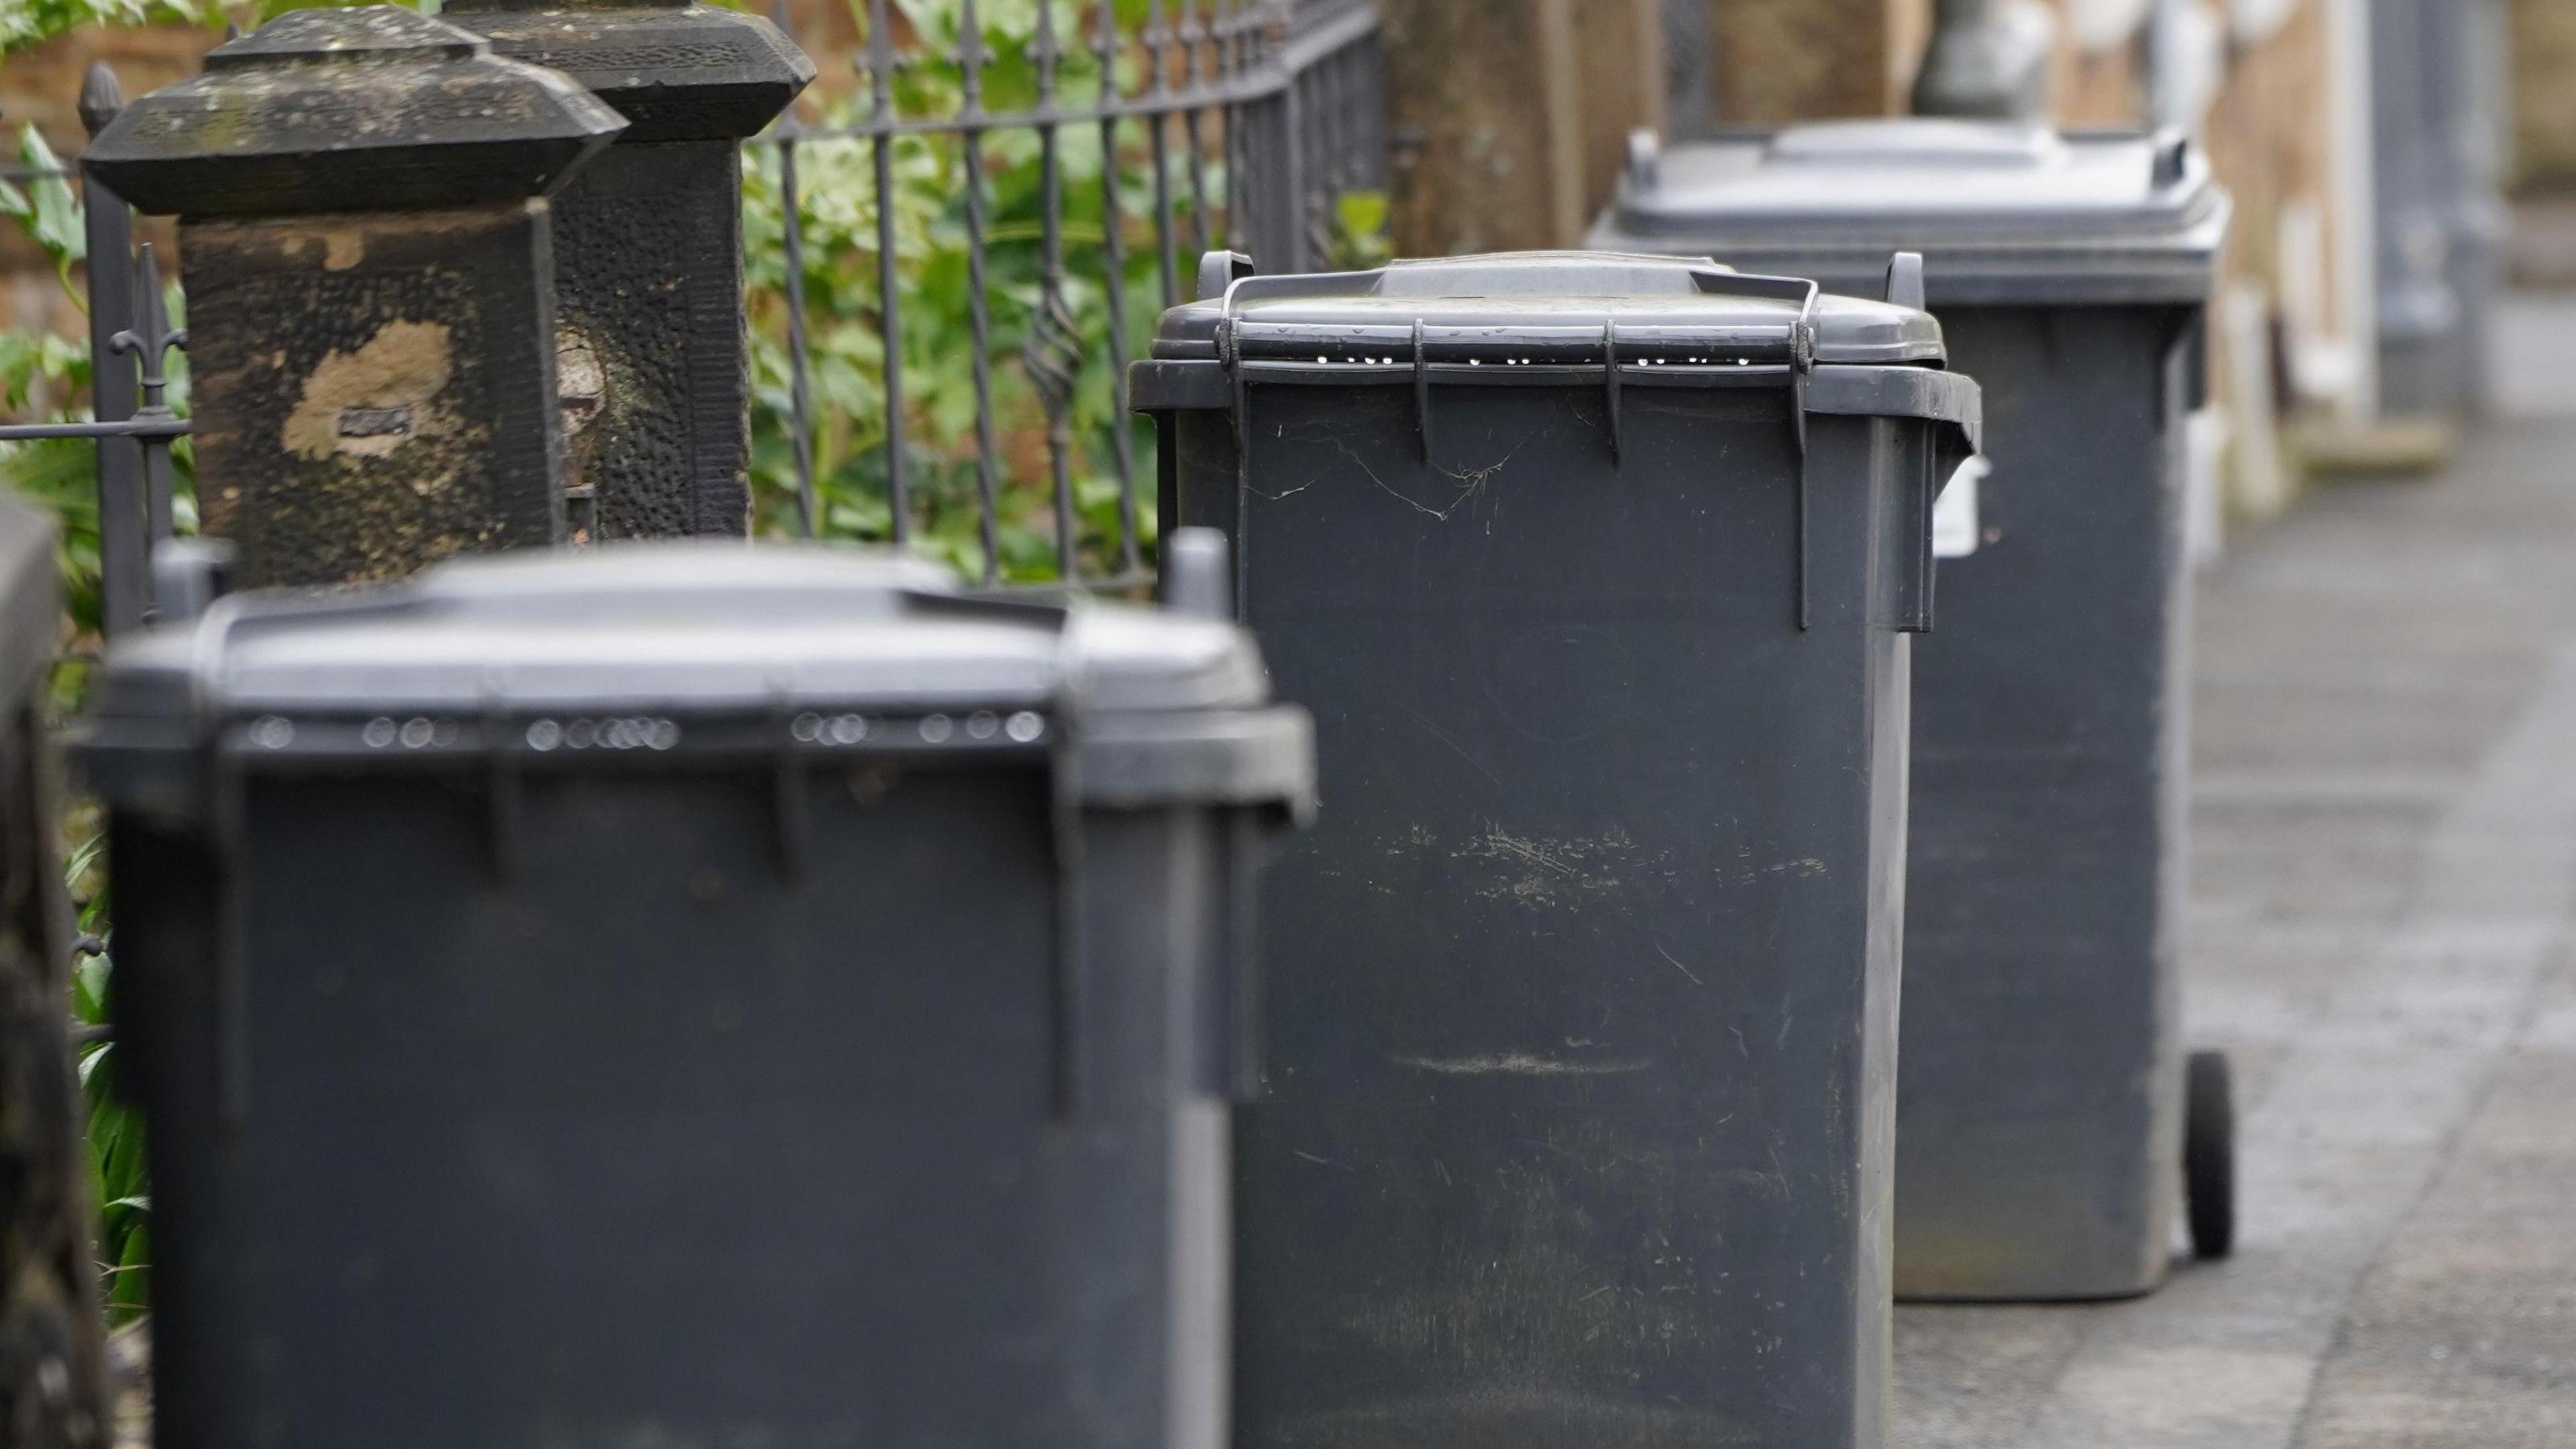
left=72, top=953, right=109, bottom=1023
left=2, top=0, right=199, bottom=58
left=1338, top=190, right=1389, bottom=239
left=13, top=127, right=86, bottom=278
left=103, top=1221, right=148, bottom=1325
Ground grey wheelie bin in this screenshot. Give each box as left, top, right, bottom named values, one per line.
left=73, top=541, right=1312, bottom=1449
left=1594, top=121, right=2235, bottom=1298
left=1133, top=251, right=1980, bottom=1448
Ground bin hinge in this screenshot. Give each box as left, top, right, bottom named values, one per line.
left=767, top=686, right=811, bottom=882
left=1603, top=319, right=1623, bottom=466
left=1908, top=436, right=1941, bottom=633
left=1043, top=647, right=1091, bottom=1125
left=1412, top=318, right=1436, bottom=464
left=207, top=735, right=252, bottom=1134
left=484, top=692, right=523, bottom=884
left=1790, top=301, right=1818, bottom=632
left=1222, top=807, right=1265, bottom=1101
left=1224, top=315, right=1254, bottom=621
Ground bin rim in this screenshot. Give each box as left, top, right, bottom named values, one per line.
left=1132, top=250, right=1978, bottom=454
left=1130, top=358, right=1978, bottom=458
left=1592, top=123, right=2232, bottom=307
left=70, top=541, right=1318, bottom=818
left=1149, top=250, right=1946, bottom=370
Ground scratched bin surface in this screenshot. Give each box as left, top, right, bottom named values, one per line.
left=1591, top=121, right=2233, bottom=1299
left=1134, top=251, right=1980, bottom=1449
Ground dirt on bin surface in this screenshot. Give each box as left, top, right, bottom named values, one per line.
left=1894, top=297, right=2576, bottom=1449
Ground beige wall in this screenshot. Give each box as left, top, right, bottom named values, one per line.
left=2511, top=0, right=2576, bottom=191
left=1705, top=0, right=1923, bottom=121
left=1381, top=0, right=1667, bottom=255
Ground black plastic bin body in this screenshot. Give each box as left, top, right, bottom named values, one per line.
left=74, top=545, right=1313, bottom=1449
left=1593, top=122, right=2231, bottom=1299
left=1134, top=252, right=1980, bottom=1448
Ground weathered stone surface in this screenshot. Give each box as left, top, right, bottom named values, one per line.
left=441, top=0, right=814, bottom=144
left=184, top=204, right=566, bottom=586
left=443, top=1, right=810, bottom=540
left=84, top=7, right=619, bottom=584
left=82, top=7, right=623, bottom=219
left=545, top=141, right=751, bottom=539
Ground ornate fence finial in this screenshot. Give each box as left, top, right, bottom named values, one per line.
left=107, top=241, right=186, bottom=546
left=77, top=61, right=125, bottom=138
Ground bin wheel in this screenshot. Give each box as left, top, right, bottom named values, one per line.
left=2184, top=1049, right=2236, bottom=1260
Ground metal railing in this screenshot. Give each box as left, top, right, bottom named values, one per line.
left=0, top=1, right=1387, bottom=634
left=755, top=0, right=1387, bottom=587
left=0, top=65, right=188, bottom=640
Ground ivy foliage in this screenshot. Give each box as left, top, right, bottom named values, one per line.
left=743, top=0, right=1187, bottom=580
left=3, top=0, right=201, bottom=56
left=3, top=0, right=435, bottom=54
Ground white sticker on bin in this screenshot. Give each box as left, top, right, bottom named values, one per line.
left=1935, top=455, right=1988, bottom=559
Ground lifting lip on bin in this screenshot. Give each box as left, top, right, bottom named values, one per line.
left=1146, top=250, right=1943, bottom=366
left=1131, top=250, right=1980, bottom=458
left=71, top=542, right=1315, bottom=826
left=1595, top=122, right=2231, bottom=305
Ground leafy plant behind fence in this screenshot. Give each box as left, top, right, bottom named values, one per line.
left=745, top=0, right=1193, bottom=581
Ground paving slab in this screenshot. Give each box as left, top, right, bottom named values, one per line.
left=1893, top=352, right=2576, bottom=1448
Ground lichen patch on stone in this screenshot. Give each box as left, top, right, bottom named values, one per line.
left=320, top=227, right=366, bottom=271
left=282, top=319, right=458, bottom=464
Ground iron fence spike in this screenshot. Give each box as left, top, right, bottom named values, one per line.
left=78, top=62, right=126, bottom=136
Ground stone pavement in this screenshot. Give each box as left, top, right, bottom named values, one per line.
left=1893, top=306, right=2576, bottom=1448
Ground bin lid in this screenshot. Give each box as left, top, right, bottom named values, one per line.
left=1591, top=123, right=2230, bottom=305
left=1150, top=250, right=1943, bottom=368
left=75, top=543, right=1314, bottom=817
left=1133, top=251, right=1981, bottom=453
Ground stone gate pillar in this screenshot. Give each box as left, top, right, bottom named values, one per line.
left=83, top=7, right=625, bottom=588
left=443, top=0, right=814, bottom=540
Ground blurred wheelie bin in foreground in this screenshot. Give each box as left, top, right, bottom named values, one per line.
left=1594, top=121, right=2236, bottom=1298
left=74, top=542, right=1312, bottom=1449
left=1134, top=251, right=1978, bottom=1447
